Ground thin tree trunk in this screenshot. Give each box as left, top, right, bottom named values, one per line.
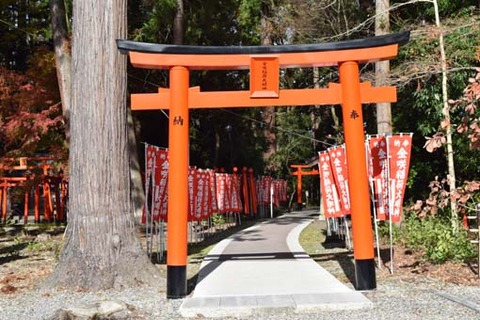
left=375, top=0, right=392, bottom=134
left=433, top=0, right=458, bottom=231
left=44, top=0, right=161, bottom=290
left=173, top=0, right=184, bottom=45
left=50, top=0, right=72, bottom=138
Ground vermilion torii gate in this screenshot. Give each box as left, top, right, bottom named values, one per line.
left=117, top=31, right=409, bottom=299
left=290, top=164, right=319, bottom=210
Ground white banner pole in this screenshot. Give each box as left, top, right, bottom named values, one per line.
left=387, top=134, right=394, bottom=274
left=270, top=183, right=274, bottom=218
left=367, top=135, right=382, bottom=269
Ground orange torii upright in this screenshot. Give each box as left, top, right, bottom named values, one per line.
left=290, top=164, right=319, bottom=210
left=117, top=31, right=409, bottom=298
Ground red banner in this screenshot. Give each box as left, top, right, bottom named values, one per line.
left=155, top=149, right=169, bottom=222
left=142, top=145, right=168, bottom=223
left=188, top=167, right=197, bottom=221
left=192, top=170, right=209, bottom=221
left=259, top=176, right=273, bottom=206
left=230, top=173, right=243, bottom=213
left=142, top=145, right=290, bottom=223
left=142, top=145, right=155, bottom=224
left=255, top=177, right=287, bottom=208
left=215, top=173, right=232, bottom=213
left=318, top=151, right=342, bottom=218
left=328, top=145, right=350, bottom=215
left=368, top=136, right=389, bottom=220
left=388, top=134, right=412, bottom=222
left=208, top=170, right=218, bottom=215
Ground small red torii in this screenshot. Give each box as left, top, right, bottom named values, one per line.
left=290, top=164, right=319, bottom=210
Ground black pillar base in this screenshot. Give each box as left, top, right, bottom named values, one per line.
left=167, top=265, right=187, bottom=299
left=354, top=258, right=376, bottom=290
left=296, top=203, right=303, bottom=211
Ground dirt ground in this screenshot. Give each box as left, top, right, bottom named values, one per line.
left=376, top=242, right=480, bottom=286
left=0, top=221, right=479, bottom=297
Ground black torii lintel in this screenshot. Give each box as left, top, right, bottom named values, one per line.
left=117, top=31, right=410, bottom=55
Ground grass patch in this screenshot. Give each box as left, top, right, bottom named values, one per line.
left=298, top=219, right=355, bottom=284
left=299, top=219, right=327, bottom=256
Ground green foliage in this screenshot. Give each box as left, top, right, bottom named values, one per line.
left=238, top=0, right=262, bottom=29
left=392, top=0, right=478, bottom=23
left=26, top=239, right=60, bottom=254
left=0, top=0, right=52, bottom=70
left=380, top=214, right=476, bottom=264
left=211, top=214, right=226, bottom=226
left=268, top=107, right=314, bottom=175
left=131, top=0, right=178, bottom=43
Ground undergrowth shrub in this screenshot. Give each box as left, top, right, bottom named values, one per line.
left=379, top=213, right=476, bottom=264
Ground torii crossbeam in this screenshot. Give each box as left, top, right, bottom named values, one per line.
left=117, top=31, right=409, bottom=298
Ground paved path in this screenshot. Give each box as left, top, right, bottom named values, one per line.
left=180, top=210, right=372, bottom=317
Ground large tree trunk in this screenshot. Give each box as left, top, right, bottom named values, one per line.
left=44, top=0, right=161, bottom=290
left=260, top=15, right=276, bottom=167
left=375, top=0, right=392, bottom=134
left=50, top=0, right=72, bottom=138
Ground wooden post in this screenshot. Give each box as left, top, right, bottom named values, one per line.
left=34, top=184, right=40, bottom=223
left=166, top=66, right=190, bottom=299
left=1, top=180, right=8, bottom=223
left=43, top=179, right=52, bottom=222
left=24, top=189, right=29, bottom=224
left=339, top=61, right=376, bottom=290
left=242, top=167, right=250, bottom=214
left=296, top=169, right=303, bottom=210
left=54, top=179, right=61, bottom=222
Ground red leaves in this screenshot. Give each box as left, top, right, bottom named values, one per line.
left=410, top=178, right=480, bottom=218
left=0, top=66, right=64, bottom=155
left=424, top=132, right=446, bottom=152
left=435, top=69, right=480, bottom=150
left=0, top=273, right=24, bottom=294
left=465, top=103, right=476, bottom=115
left=0, top=284, right=17, bottom=294
left=464, top=180, right=480, bottom=192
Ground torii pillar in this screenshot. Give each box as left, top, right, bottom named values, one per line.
left=118, top=31, right=409, bottom=298
left=290, top=164, right=319, bottom=210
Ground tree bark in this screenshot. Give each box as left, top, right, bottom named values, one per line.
left=375, top=0, right=392, bottom=134
left=173, top=0, right=184, bottom=45
left=43, top=0, right=162, bottom=290
left=49, top=0, right=72, bottom=138
left=260, top=15, right=277, bottom=167
left=128, top=109, right=145, bottom=223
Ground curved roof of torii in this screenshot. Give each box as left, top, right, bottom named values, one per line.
left=117, top=31, right=410, bottom=55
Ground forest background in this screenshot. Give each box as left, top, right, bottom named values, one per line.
left=1, top=0, right=480, bottom=253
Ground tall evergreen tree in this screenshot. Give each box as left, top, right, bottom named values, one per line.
left=44, top=0, right=161, bottom=290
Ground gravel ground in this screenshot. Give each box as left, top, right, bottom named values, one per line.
left=0, top=280, right=480, bottom=319
left=1, top=217, right=480, bottom=319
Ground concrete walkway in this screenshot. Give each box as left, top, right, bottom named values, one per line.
left=180, top=210, right=372, bottom=317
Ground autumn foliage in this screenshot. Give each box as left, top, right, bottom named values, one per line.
left=451, top=69, right=480, bottom=150
left=415, top=68, right=480, bottom=220
left=0, top=48, right=65, bottom=157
